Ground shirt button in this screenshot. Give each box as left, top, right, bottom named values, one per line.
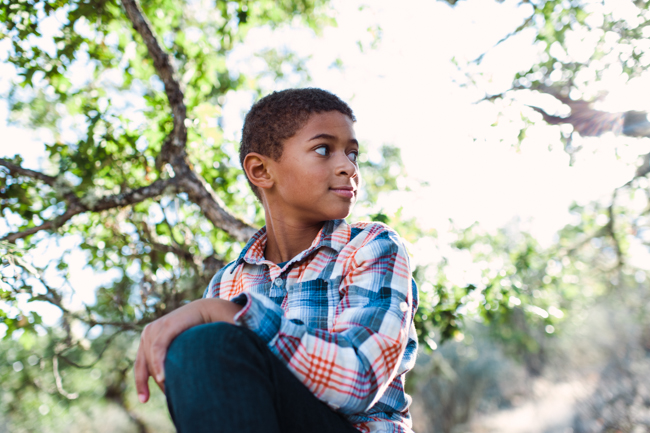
left=274, top=278, right=282, bottom=287
left=399, top=302, right=409, bottom=312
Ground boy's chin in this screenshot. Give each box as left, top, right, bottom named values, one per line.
left=311, top=207, right=354, bottom=223
left=329, top=205, right=355, bottom=221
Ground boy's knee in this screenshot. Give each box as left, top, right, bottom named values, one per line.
left=166, top=322, right=263, bottom=376
left=172, top=321, right=235, bottom=348
left=166, top=323, right=235, bottom=389
left=167, top=323, right=233, bottom=364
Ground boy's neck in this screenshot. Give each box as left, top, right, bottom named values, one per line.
left=263, top=211, right=324, bottom=264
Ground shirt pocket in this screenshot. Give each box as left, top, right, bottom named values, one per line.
left=286, top=278, right=340, bottom=330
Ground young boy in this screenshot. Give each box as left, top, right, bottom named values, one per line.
left=134, top=88, right=418, bottom=433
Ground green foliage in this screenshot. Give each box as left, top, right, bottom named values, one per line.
left=0, top=0, right=334, bottom=430
left=0, top=241, right=43, bottom=339
left=513, top=0, right=650, bottom=89
left=443, top=0, right=650, bottom=366
left=3, top=0, right=650, bottom=431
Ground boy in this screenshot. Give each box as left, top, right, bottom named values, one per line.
left=134, top=88, right=418, bottom=432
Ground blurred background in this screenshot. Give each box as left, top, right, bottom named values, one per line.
left=1, top=0, right=650, bottom=431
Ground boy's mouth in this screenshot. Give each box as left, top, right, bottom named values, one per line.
left=330, top=186, right=356, bottom=199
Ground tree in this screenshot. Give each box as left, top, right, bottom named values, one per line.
left=407, top=2, right=650, bottom=432
left=0, top=1, right=450, bottom=431
left=4, top=0, right=650, bottom=431
left=436, top=0, right=650, bottom=334
left=0, top=0, right=333, bottom=430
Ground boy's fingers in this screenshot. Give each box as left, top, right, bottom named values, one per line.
left=134, top=344, right=150, bottom=403
left=157, top=376, right=165, bottom=394
left=151, top=340, right=167, bottom=387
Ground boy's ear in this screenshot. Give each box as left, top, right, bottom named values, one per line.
left=243, top=152, right=274, bottom=190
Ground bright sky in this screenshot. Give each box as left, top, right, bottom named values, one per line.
left=222, top=0, right=650, bottom=242
left=2, top=0, right=650, bottom=328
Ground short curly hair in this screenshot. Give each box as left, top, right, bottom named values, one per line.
left=240, top=88, right=356, bottom=200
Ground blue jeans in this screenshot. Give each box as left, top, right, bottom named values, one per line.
left=165, top=322, right=360, bottom=433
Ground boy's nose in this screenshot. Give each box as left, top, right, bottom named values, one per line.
left=335, top=155, right=359, bottom=178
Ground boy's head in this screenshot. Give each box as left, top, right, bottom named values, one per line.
left=240, top=88, right=356, bottom=201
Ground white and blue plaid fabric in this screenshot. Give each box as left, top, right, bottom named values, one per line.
left=204, top=219, right=418, bottom=432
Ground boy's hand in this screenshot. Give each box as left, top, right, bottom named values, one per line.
left=134, top=298, right=242, bottom=403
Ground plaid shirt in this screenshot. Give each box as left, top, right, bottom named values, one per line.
left=204, top=219, right=418, bottom=433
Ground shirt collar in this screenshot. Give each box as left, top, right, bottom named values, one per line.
left=232, top=219, right=350, bottom=270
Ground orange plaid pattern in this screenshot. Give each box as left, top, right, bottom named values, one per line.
left=204, top=220, right=418, bottom=432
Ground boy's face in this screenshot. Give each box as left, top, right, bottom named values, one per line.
left=266, top=111, right=360, bottom=225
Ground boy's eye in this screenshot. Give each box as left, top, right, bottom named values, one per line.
left=347, top=151, right=358, bottom=163
left=315, top=146, right=328, bottom=156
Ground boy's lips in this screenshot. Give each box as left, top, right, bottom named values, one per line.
left=330, top=186, right=356, bottom=199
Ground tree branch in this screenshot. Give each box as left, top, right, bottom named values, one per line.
left=635, top=153, right=650, bottom=178
left=106, top=364, right=150, bottom=433
left=0, top=158, right=56, bottom=185
left=473, top=13, right=535, bottom=65
left=2, top=154, right=255, bottom=248
left=2, top=207, right=84, bottom=243
left=159, top=200, right=186, bottom=248
left=179, top=174, right=257, bottom=242
left=119, top=0, right=257, bottom=242
left=140, top=219, right=200, bottom=268
left=1, top=158, right=83, bottom=208
left=90, top=178, right=181, bottom=211
left=605, top=190, right=624, bottom=270
left=52, top=355, right=79, bottom=400
left=2, top=178, right=181, bottom=242
left=58, top=329, right=128, bottom=369
left=120, top=0, right=186, bottom=155
left=28, top=272, right=144, bottom=331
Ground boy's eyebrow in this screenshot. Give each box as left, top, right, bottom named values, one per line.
left=308, top=133, right=359, bottom=145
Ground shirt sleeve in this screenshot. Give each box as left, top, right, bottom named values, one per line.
left=231, top=228, right=414, bottom=414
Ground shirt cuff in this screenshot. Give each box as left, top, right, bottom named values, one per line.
left=231, top=292, right=283, bottom=345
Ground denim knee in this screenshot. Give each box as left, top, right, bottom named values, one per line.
left=168, top=322, right=230, bottom=363
left=165, top=322, right=262, bottom=381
